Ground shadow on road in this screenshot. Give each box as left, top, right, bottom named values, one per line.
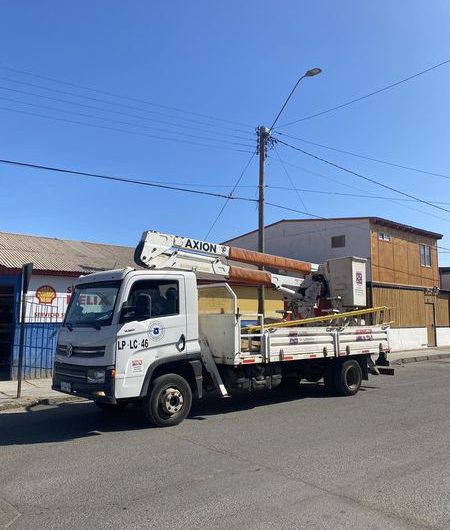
left=0, top=383, right=379, bottom=447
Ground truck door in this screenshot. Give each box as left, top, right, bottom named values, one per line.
left=115, top=275, right=187, bottom=397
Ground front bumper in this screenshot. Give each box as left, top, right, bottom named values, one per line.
left=52, top=361, right=116, bottom=403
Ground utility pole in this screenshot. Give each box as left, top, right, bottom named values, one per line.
left=255, top=67, right=321, bottom=318
left=257, top=126, right=269, bottom=316
left=17, top=262, right=33, bottom=398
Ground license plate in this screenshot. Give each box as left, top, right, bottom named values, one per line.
left=60, top=381, right=71, bottom=393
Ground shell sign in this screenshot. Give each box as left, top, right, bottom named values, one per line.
left=35, top=285, right=57, bottom=305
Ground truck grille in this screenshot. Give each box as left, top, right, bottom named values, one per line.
left=54, top=362, right=89, bottom=380
left=56, top=344, right=106, bottom=358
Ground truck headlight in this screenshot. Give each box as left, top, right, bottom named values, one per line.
left=87, top=369, right=106, bottom=384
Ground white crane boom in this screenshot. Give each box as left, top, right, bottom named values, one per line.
left=134, top=230, right=320, bottom=293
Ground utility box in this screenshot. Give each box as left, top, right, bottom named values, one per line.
left=326, top=257, right=367, bottom=307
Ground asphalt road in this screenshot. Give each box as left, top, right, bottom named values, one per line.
left=1, top=359, right=449, bottom=530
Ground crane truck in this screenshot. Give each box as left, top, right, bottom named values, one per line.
left=52, top=230, right=392, bottom=426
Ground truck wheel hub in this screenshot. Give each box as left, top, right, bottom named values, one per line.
left=160, top=387, right=184, bottom=414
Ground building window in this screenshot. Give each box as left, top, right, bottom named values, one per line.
left=331, top=235, right=346, bottom=248
left=420, top=244, right=431, bottom=267
left=378, top=231, right=391, bottom=241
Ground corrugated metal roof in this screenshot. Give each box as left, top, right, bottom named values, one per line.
left=0, top=232, right=138, bottom=274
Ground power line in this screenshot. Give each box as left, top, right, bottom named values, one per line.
left=0, top=95, right=254, bottom=149
left=264, top=201, right=450, bottom=256
left=277, top=139, right=450, bottom=215
left=2, top=155, right=449, bottom=256
left=274, top=132, right=450, bottom=181
left=267, top=154, right=450, bottom=224
left=0, top=158, right=258, bottom=203
left=0, top=106, right=254, bottom=154
left=0, top=74, right=252, bottom=135
left=266, top=185, right=450, bottom=205
left=278, top=59, right=450, bottom=128
left=273, top=145, right=309, bottom=213
left=0, top=64, right=253, bottom=130
left=0, top=84, right=254, bottom=143
left=204, top=152, right=256, bottom=239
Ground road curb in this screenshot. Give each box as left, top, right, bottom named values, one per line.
left=390, top=352, right=450, bottom=365
left=0, top=395, right=85, bottom=412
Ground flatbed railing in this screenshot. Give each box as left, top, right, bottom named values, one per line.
left=243, top=306, right=392, bottom=333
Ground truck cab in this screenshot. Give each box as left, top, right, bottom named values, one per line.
left=53, top=268, right=203, bottom=425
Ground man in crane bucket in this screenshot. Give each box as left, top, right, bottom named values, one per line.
left=52, top=230, right=392, bottom=427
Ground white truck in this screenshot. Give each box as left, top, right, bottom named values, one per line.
left=52, top=230, right=392, bottom=426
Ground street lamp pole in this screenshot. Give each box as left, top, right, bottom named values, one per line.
left=257, top=67, right=321, bottom=317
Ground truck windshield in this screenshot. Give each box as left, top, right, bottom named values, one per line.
left=64, top=281, right=122, bottom=328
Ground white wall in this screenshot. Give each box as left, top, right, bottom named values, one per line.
left=227, top=219, right=372, bottom=279
left=436, top=327, right=450, bottom=347
left=25, top=274, right=78, bottom=322
left=387, top=328, right=428, bottom=351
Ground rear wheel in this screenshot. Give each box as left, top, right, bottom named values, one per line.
left=143, top=373, right=192, bottom=427
left=334, top=359, right=362, bottom=396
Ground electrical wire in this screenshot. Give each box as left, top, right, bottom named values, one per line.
left=267, top=154, right=450, bottom=224
left=0, top=158, right=258, bottom=202
left=1, top=155, right=449, bottom=258
left=204, top=152, right=256, bottom=239
left=274, top=132, right=450, bottom=181
left=0, top=64, right=253, bottom=130
left=0, top=95, right=254, bottom=149
left=277, top=139, right=450, bottom=215
left=277, top=59, right=450, bottom=128
left=264, top=201, right=450, bottom=256
left=273, top=145, right=309, bottom=213
left=266, top=185, right=450, bottom=205
left=0, top=106, right=254, bottom=154
left=0, top=84, right=254, bottom=143
left=0, top=73, right=253, bottom=134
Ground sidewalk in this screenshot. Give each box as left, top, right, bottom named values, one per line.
left=0, top=378, right=83, bottom=412
left=1, top=347, right=449, bottom=412
left=387, top=346, right=450, bottom=364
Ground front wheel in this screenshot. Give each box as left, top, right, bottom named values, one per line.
left=143, top=373, right=192, bottom=427
left=334, top=359, right=362, bottom=396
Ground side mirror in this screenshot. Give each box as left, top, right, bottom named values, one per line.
left=119, top=302, right=134, bottom=323
left=135, top=293, right=152, bottom=320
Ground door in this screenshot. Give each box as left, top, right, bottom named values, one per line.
left=425, top=303, right=436, bottom=347
left=115, top=275, right=187, bottom=398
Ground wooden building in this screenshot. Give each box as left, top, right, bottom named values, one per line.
left=225, top=217, right=450, bottom=351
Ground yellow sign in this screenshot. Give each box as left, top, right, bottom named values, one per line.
left=35, top=285, right=57, bottom=305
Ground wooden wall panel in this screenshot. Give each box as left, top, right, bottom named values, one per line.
left=435, top=295, right=450, bottom=327
left=370, top=225, right=439, bottom=288
left=371, top=286, right=425, bottom=328
left=393, top=238, right=409, bottom=285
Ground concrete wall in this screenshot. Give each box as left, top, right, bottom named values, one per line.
left=436, top=327, right=450, bottom=346
left=227, top=219, right=372, bottom=279
left=387, top=328, right=428, bottom=351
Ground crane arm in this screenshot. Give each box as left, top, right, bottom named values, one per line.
left=134, top=230, right=312, bottom=292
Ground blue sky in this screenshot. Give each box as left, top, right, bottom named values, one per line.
left=1, top=1, right=450, bottom=264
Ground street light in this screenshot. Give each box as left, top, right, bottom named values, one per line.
left=269, top=67, right=322, bottom=131
left=305, top=67, right=322, bottom=77
left=257, top=66, right=322, bottom=316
